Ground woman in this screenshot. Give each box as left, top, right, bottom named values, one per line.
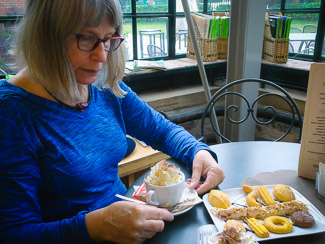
left=0, top=0, right=225, bottom=243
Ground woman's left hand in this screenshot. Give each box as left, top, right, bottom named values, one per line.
left=187, top=150, right=225, bottom=195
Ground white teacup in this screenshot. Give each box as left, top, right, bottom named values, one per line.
left=144, top=172, right=185, bottom=208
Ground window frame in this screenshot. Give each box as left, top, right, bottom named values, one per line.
left=123, top=0, right=179, bottom=60
left=0, top=0, right=323, bottom=91
left=124, top=0, right=324, bottom=62
left=265, top=0, right=325, bottom=62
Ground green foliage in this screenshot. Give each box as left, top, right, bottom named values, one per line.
left=208, top=4, right=231, bottom=12
left=288, top=0, right=321, bottom=9
left=123, top=22, right=167, bottom=36
left=287, top=12, right=318, bottom=22
left=123, top=4, right=168, bottom=13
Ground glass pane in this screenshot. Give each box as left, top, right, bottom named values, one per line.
left=285, top=0, right=321, bottom=9
left=177, top=0, right=200, bottom=13
left=207, top=0, right=231, bottom=12
left=195, top=0, right=204, bottom=12
left=136, top=0, right=167, bottom=13
left=0, top=21, right=19, bottom=75
left=175, top=17, right=188, bottom=55
left=0, top=0, right=26, bottom=16
left=266, top=0, right=281, bottom=10
left=123, top=18, right=133, bottom=60
left=322, top=33, right=325, bottom=58
left=120, top=0, right=131, bottom=14
left=286, top=13, right=318, bottom=55
left=137, top=17, right=168, bottom=59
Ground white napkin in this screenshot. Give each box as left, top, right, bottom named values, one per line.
left=318, top=162, right=325, bottom=196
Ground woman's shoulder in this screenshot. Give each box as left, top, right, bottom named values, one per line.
left=94, top=80, right=133, bottom=102
left=0, top=79, right=44, bottom=122
left=0, top=79, right=27, bottom=105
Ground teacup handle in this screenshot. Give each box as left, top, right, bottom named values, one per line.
left=146, top=190, right=159, bottom=206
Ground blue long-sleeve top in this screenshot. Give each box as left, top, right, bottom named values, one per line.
left=0, top=79, right=217, bottom=243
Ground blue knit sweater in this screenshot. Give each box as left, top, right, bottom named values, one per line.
left=0, top=80, right=217, bottom=243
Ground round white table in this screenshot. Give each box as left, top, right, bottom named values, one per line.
left=211, top=141, right=301, bottom=189
left=125, top=141, right=325, bottom=244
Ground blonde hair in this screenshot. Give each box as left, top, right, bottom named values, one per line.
left=15, top=0, right=126, bottom=101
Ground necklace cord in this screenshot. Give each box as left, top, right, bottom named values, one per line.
left=44, top=85, right=92, bottom=111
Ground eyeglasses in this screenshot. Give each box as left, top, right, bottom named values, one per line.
left=76, top=33, right=124, bottom=52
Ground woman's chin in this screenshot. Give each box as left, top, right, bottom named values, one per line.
left=77, top=77, right=97, bottom=85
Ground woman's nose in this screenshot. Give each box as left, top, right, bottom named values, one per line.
left=91, top=42, right=108, bottom=62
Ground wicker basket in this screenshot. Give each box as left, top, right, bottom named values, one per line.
left=263, top=12, right=289, bottom=63
left=212, top=12, right=230, bottom=59
left=187, top=15, right=218, bottom=62
left=216, top=36, right=228, bottom=59
left=212, top=12, right=230, bottom=18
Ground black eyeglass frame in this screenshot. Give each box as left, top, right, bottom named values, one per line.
left=76, top=33, right=124, bottom=52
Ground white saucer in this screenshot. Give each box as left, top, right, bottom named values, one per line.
left=168, top=185, right=200, bottom=216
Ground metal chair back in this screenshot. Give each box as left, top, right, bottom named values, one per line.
left=289, top=42, right=294, bottom=53
left=302, top=24, right=317, bottom=53
left=290, top=27, right=303, bottom=33
left=289, top=27, right=304, bottom=53
left=147, top=44, right=167, bottom=58
left=303, top=24, right=317, bottom=33
left=200, top=78, right=303, bottom=143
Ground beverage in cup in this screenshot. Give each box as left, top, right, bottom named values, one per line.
left=144, top=160, right=185, bottom=207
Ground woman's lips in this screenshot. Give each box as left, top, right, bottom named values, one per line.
left=82, top=68, right=100, bottom=76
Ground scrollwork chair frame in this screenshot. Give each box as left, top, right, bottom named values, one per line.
left=200, top=78, right=303, bottom=143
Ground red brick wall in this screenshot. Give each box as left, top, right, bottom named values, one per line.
left=0, top=0, right=26, bottom=16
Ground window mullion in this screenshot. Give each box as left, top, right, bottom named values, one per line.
left=314, top=0, right=325, bottom=61
left=131, top=0, right=138, bottom=60
left=281, top=0, right=286, bottom=12
left=203, top=0, right=208, bottom=14
left=168, top=0, right=176, bottom=59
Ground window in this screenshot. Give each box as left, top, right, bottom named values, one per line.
left=123, top=0, right=180, bottom=60
left=123, top=0, right=323, bottom=61
left=1, top=0, right=324, bottom=78
left=0, top=0, right=25, bottom=77
left=266, top=0, right=324, bottom=61
left=122, top=0, right=232, bottom=60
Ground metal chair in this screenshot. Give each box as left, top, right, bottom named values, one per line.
left=200, top=78, right=303, bottom=144
left=176, top=30, right=188, bottom=49
left=139, top=29, right=165, bottom=58
left=303, top=24, right=317, bottom=33
left=147, top=44, right=167, bottom=58
left=303, top=24, right=317, bottom=52
left=289, top=42, right=294, bottom=53
left=289, top=27, right=304, bottom=53
left=290, top=27, right=303, bottom=33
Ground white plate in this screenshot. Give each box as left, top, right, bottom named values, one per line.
left=203, top=185, right=325, bottom=242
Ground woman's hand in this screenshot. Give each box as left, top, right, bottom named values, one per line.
left=187, top=150, right=225, bottom=195
left=85, top=201, right=174, bottom=244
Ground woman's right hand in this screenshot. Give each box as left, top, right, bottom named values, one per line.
left=85, top=201, right=174, bottom=244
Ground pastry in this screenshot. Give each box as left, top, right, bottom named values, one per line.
left=224, top=219, right=246, bottom=232
left=246, top=217, right=270, bottom=238
left=208, top=219, right=258, bottom=244
left=264, top=216, right=293, bottom=234
left=273, top=184, right=295, bottom=202
left=211, top=200, right=308, bottom=220
left=291, top=211, right=315, bottom=228
left=208, top=190, right=230, bottom=209
left=242, top=185, right=262, bottom=207
left=258, top=186, right=276, bottom=205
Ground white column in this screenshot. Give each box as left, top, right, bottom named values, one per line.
left=225, top=0, right=267, bottom=141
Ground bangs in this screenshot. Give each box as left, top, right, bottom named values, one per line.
left=84, top=0, right=122, bottom=29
